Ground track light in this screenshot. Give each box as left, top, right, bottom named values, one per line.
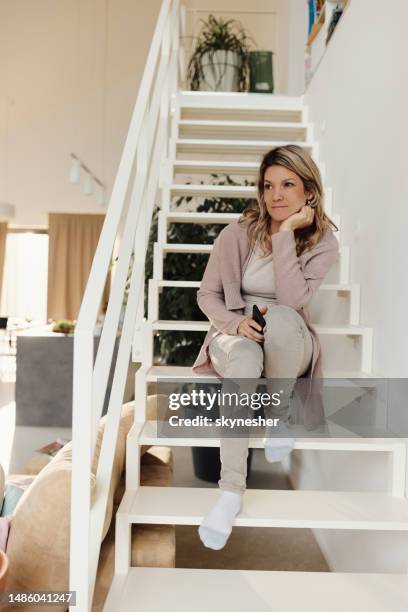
left=83, top=174, right=94, bottom=196
left=70, top=153, right=105, bottom=204
left=97, top=187, right=105, bottom=207
left=69, top=158, right=81, bottom=184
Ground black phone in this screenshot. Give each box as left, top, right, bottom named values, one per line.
left=252, top=304, right=266, bottom=343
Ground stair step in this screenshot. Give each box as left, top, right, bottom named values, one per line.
left=148, top=279, right=360, bottom=325
left=178, top=119, right=308, bottom=140
left=170, top=183, right=333, bottom=212
left=181, top=108, right=303, bottom=123
left=162, top=210, right=241, bottom=224
left=173, top=159, right=327, bottom=187
left=176, top=138, right=314, bottom=155
left=171, top=184, right=257, bottom=198
left=153, top=279, right=356, bottom=292
left=144, top=365, right=373, bottom=381
left=174, top=159, right=261, bottom=174
left=155, top=279, right=202, bottom=287
left=104, top=567, right=408, bottom=612
left=160, top=209, right=339, bottom=238
left=154, top=243, right=350, bottom=283
left=153, top=319, right=210, bottom=331
left=173, top=157, right=326, bottom=173
left=159, top=237, right=342, bottom=253
left=119, top=487, right=408, bottom=530
left=159, top=210, right=340, bottom=227
left=151, top=320, right=368, bottom=335
left=134, top=420, right=402, bottom=453
left=161, top=243, right=213, bottom=254
left=178, top=90, right=304, bottom=111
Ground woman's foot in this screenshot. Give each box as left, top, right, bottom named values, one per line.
left=198, top=490, right=242, bottom=550
left=264, top=419, right=294, bottom=463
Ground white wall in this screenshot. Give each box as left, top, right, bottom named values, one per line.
left=287, top=0, right=308, bottom=94
left=0, top=1, right=308, bottom=226
left=305, top=0, right=408, bottom=378
left=292, top=0, right=408, bottom=574
left=0, top=0, right=162, bottom=226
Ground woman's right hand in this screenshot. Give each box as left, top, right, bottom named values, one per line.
left=237, top=305, right=268, bottom=341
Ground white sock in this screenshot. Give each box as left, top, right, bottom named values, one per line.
left=264, top=419, right=294, bottom=463
left=198, top=490, right=242, bottom=550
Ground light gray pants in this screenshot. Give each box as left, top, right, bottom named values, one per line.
left=208, top=303, right=313, bottom=494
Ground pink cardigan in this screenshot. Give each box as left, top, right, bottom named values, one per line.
left=191, top=217, right=339, bottom=428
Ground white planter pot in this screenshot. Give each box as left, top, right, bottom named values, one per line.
left=199, top=49, right=242, bottom=91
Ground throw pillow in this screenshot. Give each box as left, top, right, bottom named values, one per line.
left=1, top=477, right=35, bottom=518
left=0, top=517, right=11, bottom=552
left=4, top=401, right=134, bottom=610
left=0, top=465, right=4, bottom=503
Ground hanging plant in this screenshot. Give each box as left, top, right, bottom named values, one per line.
left=187, top=14, right=255, bottom=92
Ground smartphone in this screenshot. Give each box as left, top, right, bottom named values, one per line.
left=252, top=304, right=266, bottom=344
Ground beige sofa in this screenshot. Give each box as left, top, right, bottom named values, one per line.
left=1, top=397, right=175, bottom=612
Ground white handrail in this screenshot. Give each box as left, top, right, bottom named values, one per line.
left=69, top=2, right=183, bottom=610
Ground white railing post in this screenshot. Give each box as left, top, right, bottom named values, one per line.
left=70, top=330, right=94, bottom=611
left=69, top=1, right=181, bottom=610
left=179, top=2, right=187, bottom=87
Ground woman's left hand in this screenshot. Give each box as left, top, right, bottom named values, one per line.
left=279, top=205, right=315, bottom=232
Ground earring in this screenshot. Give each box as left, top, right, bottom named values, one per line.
left=306, top=195, right=318, bottom=208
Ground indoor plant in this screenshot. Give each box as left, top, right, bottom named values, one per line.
left=187, top=14, right=255, bottom=92
left=51, top=319, right=75, bottom=335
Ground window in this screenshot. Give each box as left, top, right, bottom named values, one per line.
left=0, top=232, right=49, bottom=323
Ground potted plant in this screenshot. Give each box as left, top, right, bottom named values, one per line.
left=51, top=319, right=76, bottom=335
left=187, top=14, right=255, bottom=92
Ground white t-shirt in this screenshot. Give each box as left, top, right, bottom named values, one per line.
left=241, top=243, right=277, bottom=306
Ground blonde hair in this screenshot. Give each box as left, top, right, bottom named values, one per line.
left=239, top=144, right=338, bottom=257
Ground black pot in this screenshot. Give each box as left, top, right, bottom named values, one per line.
left=192, top=446, right=253, bottom=483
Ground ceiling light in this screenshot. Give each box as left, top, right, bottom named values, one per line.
left=83, top=174, right=94, bottom=196
left=97, top=187, right=105, bottom=207
left=70, top=158, right=81, bottom=184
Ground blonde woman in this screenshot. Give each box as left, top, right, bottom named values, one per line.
left=192, top=144, right=339, bottom=550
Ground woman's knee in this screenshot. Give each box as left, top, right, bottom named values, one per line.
left=264, top=305, right=306, bottom=344
left=226, top=337, right=263, bottom=377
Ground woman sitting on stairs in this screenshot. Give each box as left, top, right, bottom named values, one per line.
left=192, top=144, right=339, bottom=550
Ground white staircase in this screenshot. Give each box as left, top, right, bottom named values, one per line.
left=108, top=93, right=408, bottom=608
left=69, top=2, right=408, bottom=610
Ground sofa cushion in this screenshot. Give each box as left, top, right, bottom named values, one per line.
left=0, top=465, right=4, bottom=504
left=4, top=402, right=135, bottom=610
left=4, top=395, right=173, bottom=611
left=1, top=476, right=35, bottom=518
left=0, top=516, right=11, bottom=553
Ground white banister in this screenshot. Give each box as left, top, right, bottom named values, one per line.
left=69, top=2, right=182, bottom=610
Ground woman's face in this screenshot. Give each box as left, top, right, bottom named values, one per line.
left=262, top=164, right=311, bottom=224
